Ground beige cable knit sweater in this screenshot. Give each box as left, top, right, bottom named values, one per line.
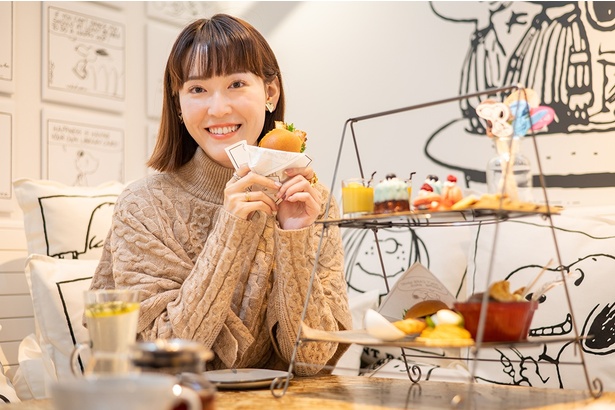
left=90, top=148, right=351, bottom=376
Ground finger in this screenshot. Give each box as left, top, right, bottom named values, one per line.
left=238, top=202, right=274, bottom=219
left=239, top=172, right=282, bottom=193
left=228, top=193, right=274, bottom=219
left=236, top=164, right=251, bottom=177
left=283, top=181, right=322, bottom=207
left=285, top=166, right=313, bottom=179
left=277, top=176, right=311, bottom=201
left=283, top=190, right=322, bottom=216
left=242, top=190, right=278, bottom=213
left=227, top=164, right=251, bottom=187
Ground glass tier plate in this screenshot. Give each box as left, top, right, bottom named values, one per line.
left=316, top=207, right=560, bottom=229
left=300, top=322, right=583, bottom=350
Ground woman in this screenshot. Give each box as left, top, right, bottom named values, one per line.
left=89, top=14, right=351, bottom=376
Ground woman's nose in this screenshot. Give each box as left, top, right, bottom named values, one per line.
left=207, top=93, right=232, bottom=117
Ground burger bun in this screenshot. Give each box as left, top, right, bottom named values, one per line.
left=259, top=128, right=303, bottom=153
left=404, top=300, right=450, bottom=319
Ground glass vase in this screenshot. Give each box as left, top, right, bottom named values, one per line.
left=486, top=137, right=533, bottom=202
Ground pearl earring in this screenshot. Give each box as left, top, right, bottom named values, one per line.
left=265, top=101, right=275, bottom=113
left=178, top=113, right=184, bottom=123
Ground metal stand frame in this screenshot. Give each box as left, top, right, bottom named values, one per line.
left=270, top=85, right=603, bottom=401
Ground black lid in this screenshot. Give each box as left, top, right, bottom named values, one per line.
left=131, top=339, right=214, bottom=371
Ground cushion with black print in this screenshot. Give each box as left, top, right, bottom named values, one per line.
left=14, top=178, right=124, bottom=260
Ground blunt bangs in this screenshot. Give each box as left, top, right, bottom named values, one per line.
left=174, top=16, right=274, bottom=88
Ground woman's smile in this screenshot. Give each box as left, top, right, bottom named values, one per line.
left=207, top=124, right=240, bottom=136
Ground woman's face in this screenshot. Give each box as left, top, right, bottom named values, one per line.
left=179, top=72, right=279, bottom=168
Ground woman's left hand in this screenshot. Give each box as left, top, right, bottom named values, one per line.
left=276, top=167, right=322, bottom=230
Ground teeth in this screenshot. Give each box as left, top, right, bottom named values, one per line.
left=529, top=313, right=573, bottom=337
left=208, top=125, right=239, bottom=135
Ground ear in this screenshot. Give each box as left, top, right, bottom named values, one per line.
left=266, top=76, right=281, bottom=106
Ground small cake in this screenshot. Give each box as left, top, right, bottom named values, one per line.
left=412, top=183, right=441, bottom=211
left=440, top=174, right=463, bottom=208
left=373, top=174, right=410, bottom=213
left=425, top=174, right=442, bottom=195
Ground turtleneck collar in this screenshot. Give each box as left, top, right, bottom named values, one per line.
left=173, top=147, right=234, bottom=205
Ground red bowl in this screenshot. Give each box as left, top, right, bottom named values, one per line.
left=454, top=300, right=538, bottom=342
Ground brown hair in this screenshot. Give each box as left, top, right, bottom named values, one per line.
left=148, top=14, right=285, bottom=172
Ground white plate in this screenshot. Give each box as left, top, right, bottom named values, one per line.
left=203, top=368, right=292, bottom=390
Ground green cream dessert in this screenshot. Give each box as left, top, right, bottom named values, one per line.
left=374, top=174, right=410, bottom=213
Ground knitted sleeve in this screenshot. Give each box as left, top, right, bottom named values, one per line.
left=267, top=184, right=352, bottom=376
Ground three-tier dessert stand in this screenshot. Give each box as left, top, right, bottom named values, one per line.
left=269, top=85, right=603, bottom=405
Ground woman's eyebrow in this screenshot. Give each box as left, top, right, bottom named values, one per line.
left=185, top=75, right=208, bottom=81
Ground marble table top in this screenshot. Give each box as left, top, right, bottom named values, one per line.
left=5, top=375, right=614, bottom=410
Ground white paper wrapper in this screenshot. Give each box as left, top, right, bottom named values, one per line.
left=225, top=140, right=312, bottom=202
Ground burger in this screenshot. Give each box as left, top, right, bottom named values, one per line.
left=258, top=121, right=307, bottom=153
left=404, top=300, right=450, bottom=320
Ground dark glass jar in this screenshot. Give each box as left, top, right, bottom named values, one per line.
left=131, top=339, right=216, bottom=410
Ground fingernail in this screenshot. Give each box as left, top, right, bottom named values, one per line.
left=274, top=181, right=282, bottom=187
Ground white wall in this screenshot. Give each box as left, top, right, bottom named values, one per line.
left=6, top=1, right=612, bottom=220
left=4, top=1, right=470, bottom=217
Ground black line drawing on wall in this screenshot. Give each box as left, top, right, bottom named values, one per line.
left=0, top=107, right=13, bottom=206
left=74, top=150, right=100, bottom=187
left=146, top=1, right=218, bottom=26
left=426, top=1, right=615, bottom=196
left=71, top=44, right=120, bottom=97
left=343, top=226, right=467, bottom=303
left=43, top=112, right=124, bottom=187
left=0, top=1, right=14, bottom=94
left=43, top=2, right=125, bottom=111
left=467, top=219, right=615, bottom=389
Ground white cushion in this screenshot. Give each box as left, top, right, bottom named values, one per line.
left=24, top=254, right=98, bottom=390
left=13, top=178, right=124, bottom=260
left=0, top=325, right=20, bottom=403
left=11, top=334, right=45, bottom=401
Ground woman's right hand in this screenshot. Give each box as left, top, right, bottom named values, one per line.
left=224, top=165, right=280, bottom=220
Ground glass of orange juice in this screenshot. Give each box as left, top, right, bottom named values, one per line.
left=342, top=178, right=374, bottom=217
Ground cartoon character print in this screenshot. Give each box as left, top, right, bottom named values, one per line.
left=40, top=197, right=116, bottom=259
left=428, top=2, right=615, bottom=195
left=470, top=253, right=615, bottom=392
left=74, top=150, right=99, bottom=186
left=343, top=227, right=428, bottom=300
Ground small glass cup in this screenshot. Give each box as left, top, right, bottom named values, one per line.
left=71, top=289, right=141, bottom=377
left=342, top=178, right=374, bottom=217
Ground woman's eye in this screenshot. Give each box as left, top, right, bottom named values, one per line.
left=190, top=86, right=206, bottom=93
left=230, top=80, right=245, bottom=89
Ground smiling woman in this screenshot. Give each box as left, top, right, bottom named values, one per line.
left=88, top=14, right=352, bottom=377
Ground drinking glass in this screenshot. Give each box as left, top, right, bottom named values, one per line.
left=71, top=289, right=141, bottom=377
left=342, top=178, right=374, bottom=217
